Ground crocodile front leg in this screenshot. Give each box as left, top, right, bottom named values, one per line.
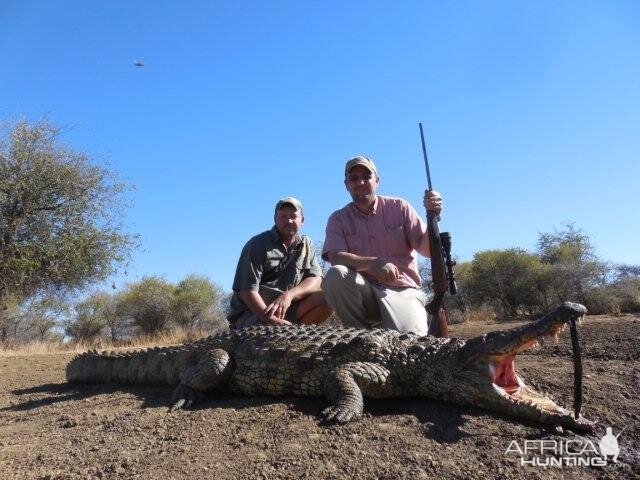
left=171, top=348, right=231, bottom=410
left=321, top=362, right=390, bottom=424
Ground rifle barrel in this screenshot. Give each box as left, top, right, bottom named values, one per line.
left=419, top=123, right=433, bottom=191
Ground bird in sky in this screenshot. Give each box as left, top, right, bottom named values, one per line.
left=133, top=60, right=145, bottom=67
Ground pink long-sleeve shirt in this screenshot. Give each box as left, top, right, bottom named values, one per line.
left=322, top=195, right=430, bottom=289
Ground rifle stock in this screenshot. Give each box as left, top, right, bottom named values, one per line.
left=419, top=123, right=453, bottom=338
left=426, top=210, right=449, bottom=337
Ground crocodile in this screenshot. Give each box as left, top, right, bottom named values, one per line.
left=66, top=302, right=594, bottom=431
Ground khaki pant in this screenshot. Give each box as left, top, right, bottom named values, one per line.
left=321, top=265, right=430, bottom=335
left=231, top=285, right=300, bottom=329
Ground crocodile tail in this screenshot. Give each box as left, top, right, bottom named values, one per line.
left=65, top=347, right=182, bottom=386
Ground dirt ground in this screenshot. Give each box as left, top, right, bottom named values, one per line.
left=1, top=313, right=639, bottom=480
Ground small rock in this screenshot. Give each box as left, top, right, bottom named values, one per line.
left=58, top=415, right=78, bottom=428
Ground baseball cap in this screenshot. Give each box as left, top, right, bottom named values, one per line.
left=274, top=196, right=303, bottom=215
left=344, top=155, right=377, bottom=176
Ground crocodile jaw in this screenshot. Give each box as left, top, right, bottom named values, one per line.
left=452, top=303, right=596, bottom=432
left=485, top=346, right=595, bottom=432
left=488, top=323, right=569, bottom=414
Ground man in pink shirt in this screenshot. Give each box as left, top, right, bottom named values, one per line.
left=321, top=156, right=443, bottom=335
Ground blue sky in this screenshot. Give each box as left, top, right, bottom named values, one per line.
left=2, top=1, right=638, bottom=292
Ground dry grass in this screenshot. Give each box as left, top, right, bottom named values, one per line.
left=447, top=305, right=497, bottom=324
left=0, top=340, right=86, bottom=357
left=0, top=328, right=213, bottom=357
left=130, top=328, right=212, bottom=348
left=461, top=305, right=498, bottom=323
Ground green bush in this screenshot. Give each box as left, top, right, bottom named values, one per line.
left=119, top=277, right=175, bottom=335
left=465, top=249, right=548, bottom=317
left=609, top=278, right=640, bottom=312
left=172, top=275, right=228, bottom=332
left=581, top=287, right=621, bottom=315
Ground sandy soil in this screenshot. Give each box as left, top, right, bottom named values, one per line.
left=1, top=313, right=639, bottom=480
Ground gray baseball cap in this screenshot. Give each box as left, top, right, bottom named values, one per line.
left=344, top=155, right=377, bottom=176
left=275, top=196, right=303, bottom=215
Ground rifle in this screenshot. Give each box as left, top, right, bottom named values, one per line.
left=418, top=123, right=457, bottom=337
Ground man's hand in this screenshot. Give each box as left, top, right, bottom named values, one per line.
left=238, top=289, right=293, bottom=327
left=370, top=258, right=401, bottom=283
left=264, top=291, right=294, bottom=322
left=424, top=190, right=443, bottom=215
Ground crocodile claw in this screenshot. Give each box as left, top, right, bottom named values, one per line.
left=169, top=384, right=204, bottom=412
left=321, top=405, right=361, bottom=424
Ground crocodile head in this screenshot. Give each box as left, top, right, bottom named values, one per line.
left=420, top=302, right=595, bottom=432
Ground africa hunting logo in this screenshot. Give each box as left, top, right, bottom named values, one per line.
left=505, top=426, right=624, bottom=467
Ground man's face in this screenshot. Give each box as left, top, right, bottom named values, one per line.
left=275, top=206, right=303, bottom=238
left=345, top=165, right=379, bottom=203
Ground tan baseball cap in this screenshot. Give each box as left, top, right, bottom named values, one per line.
left=344, top=155, right=377, bottom=176
left=274, top=196, right=303, bottom=215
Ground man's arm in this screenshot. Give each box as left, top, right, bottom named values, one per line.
left=288, top=275, right=322, bottom=300
left=233, top=236, right=292, bottom=325
left=409, top=190, right=443, bottom=257
left=327, top=251, right=401, bottom=284
left=238, top=290, right=292, bottom=326
left=263, top=275, right=321, bottom=320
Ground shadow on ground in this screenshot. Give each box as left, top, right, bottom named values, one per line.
left=5, top=382, right=499, bottom=444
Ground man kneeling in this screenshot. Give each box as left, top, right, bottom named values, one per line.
left=321, top=156, right=443, bottom=335
left=228, top=197, right=332, bottom=328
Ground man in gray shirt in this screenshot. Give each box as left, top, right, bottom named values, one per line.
left=228, top=197, right=332, bottom=328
